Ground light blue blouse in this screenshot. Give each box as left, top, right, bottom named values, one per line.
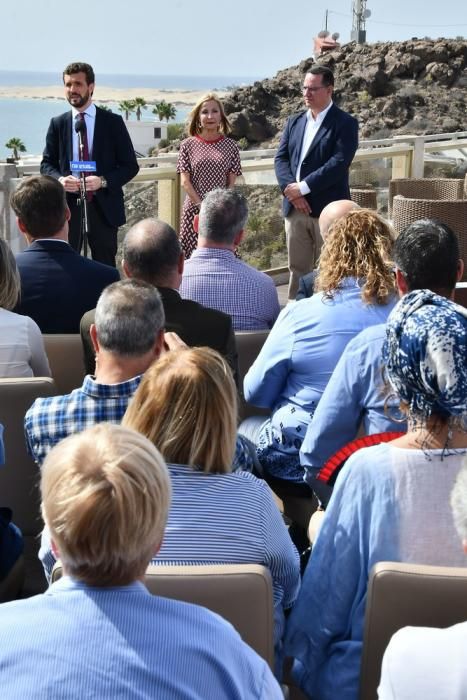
left=244, top=279, right=396, bottom=480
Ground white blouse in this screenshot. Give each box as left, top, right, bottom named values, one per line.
left=0, top=308, right=51, bottom=378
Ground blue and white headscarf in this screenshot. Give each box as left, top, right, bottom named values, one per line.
left=383, top=289, right=467, bottom=418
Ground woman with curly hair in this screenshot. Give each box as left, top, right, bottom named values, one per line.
left=286, top=289, right=467, bottom=700
left=176, top=93, right=242, bottom=259
left=241, top=209, right=397, bottom=485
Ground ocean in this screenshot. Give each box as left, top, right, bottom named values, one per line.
left=0, top=71, right=261, bottom=158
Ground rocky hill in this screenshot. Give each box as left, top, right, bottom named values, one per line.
left=222, top=38, right=467, bottom=145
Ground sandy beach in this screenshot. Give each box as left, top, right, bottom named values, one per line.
left=0, top=85, right=228, bottom=105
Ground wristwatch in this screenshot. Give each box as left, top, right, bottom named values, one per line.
left=100, top=176, right=108, bottom=189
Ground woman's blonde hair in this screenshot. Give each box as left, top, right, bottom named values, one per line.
left=0, top=238, right=21, bottom=310
left=41, top=423, right=171, bottom=586
left=123, top=347, right=237, bottom=474
left=315, top=209, right=395, bottom=305
left=187, top=93, right=231, bottom=136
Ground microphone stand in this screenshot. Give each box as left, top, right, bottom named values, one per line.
left=77, top=131, right=89, bottom=258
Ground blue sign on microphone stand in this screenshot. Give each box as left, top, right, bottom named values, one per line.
left=70, top=160, right=96, bottom=172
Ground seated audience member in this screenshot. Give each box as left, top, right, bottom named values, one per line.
left=301, top=219, right=464, bottom=503
left=24, top=279, right=172, bottom=579
left=286, top=289, right=467, bottom=700
left=378, top=457, right=467, bottom=700
left=0, top=424, right=23, bottom=589
left=11, top=175, right=119, bottom=333
left=0, top=239, right=50, bottom=377
left=0, top=424, right=283, bottom=698
left=123, top=347, right=300, bottom=672
left=25, top=279, right=166, bottom=467
left=241, top=209, right=396, bottom=486
left=180, top=188, right=280, bottom=331
left=295, top=199, right=358, bottom=301
left=80, top=218, right=238, bottom=382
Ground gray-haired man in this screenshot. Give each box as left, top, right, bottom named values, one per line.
left=25, top=279, right=178, bottom=467
left=180, top=188, right=280, bottom=331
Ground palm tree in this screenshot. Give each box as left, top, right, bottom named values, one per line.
left=5, top=137, right=26, bottom=160
left=118, top=100, right=135, bottom=121
left=162, top=102, right=177, bottom=122
left=153, top=100, right=177, bottom=122
left=133, top=97, right=147, bottom=121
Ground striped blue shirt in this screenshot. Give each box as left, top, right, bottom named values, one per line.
left=180, top=248, right=280, bottom=331
left=155, top=464, right=300, bottom=657
left=0, top=576, right=282, bottom=698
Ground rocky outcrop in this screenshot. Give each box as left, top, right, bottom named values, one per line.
left=221, top=38, right=467, bottom=145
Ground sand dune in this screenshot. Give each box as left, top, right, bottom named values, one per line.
left=0, top=85, right=228, bottom=105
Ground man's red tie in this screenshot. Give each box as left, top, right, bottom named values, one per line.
left=78, top=113, right=93, bottom=201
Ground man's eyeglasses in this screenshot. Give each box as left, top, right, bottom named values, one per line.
left=302, top=86, right=327, bottom=93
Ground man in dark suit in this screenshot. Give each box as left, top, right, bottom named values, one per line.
left=11, top=175, right=119, bottom=334
left=80, top=219, right=239, bottom=384
left=275, top=65, right=359, bottom=299
left=40, top=62, right=139, bottom=267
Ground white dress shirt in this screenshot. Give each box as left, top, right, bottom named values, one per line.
left=297, top=101, right=333, bottom=195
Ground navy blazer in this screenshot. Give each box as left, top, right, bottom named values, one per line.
left=15, top=240, right=120, bottom=334
left=40, top=107, right=139, bottom=228
left=274, top=104, right=358, bottom=218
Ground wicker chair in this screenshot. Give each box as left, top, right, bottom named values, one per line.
left=350, top=188, right=378, bottom=210
left=388, top=178, right=465, bottom=218
left=392, top=196, right=467, bottom=281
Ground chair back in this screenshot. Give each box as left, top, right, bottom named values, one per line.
left=350, top=188, right=378, bottom=210
left=52, top=562, right=275, bottom=669
left=455, top=282, right=467, bottom=309
left=0, top=377, right=57, bottom=535
left=392, top=196, right=467, bottom=281
left=360, top=561, right=467, bottom=700
left=43, top=334, right=86, bottom=395
left=388, top=177, right=465, bottom=217
left=235, top=330, right=270, bottom=419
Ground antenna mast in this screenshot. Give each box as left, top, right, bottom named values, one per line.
left=351, top=0, right=370, bottom=44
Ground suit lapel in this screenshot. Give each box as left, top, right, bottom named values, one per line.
left=305, top=104, right=336, bottom=158
left=294, top=112, right=308, bottom=168
left=92, top=107, right=102, bottom=164
left=64, top=112, right=72, bottom=169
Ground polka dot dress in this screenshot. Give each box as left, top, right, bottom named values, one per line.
left=176, top=135, right=242, bottom=258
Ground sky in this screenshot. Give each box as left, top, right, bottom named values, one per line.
left=1, top=0, right=466, bottom=79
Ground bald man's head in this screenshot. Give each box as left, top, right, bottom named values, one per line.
left=122, top=219, right=182, bottom=287
left=319, top=200, right=359, bottom=240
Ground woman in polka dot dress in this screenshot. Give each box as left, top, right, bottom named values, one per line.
left=177, top=93, right=242, bottom=258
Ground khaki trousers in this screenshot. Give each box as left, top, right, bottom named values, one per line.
left=284, top=210, right=322, bottom=300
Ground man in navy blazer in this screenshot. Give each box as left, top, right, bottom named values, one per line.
left=41, top=62, right=139, bottom=267
left=275, top=66, right=358, bottom=299
left=11, top=175, right=119, bottom=334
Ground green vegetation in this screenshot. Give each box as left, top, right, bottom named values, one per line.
left=118, top=100, right=135, bottom=120
left=153, top=100, right=177, bottom=122
left=167, top=123, right=184, bottom=141
left=5, top=137, right=26, bottom=160
left=133, top=97, right=147, bottom=121
left=238, top=188, right=287, bottom=270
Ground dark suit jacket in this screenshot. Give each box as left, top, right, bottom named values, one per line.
left=274, top=104, right=359, bottom=218
left=15, top=240, right=120, bottom=333
left=80, top=287, right=239, bottom=385
left=40, top=107, right=139, bottom=227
